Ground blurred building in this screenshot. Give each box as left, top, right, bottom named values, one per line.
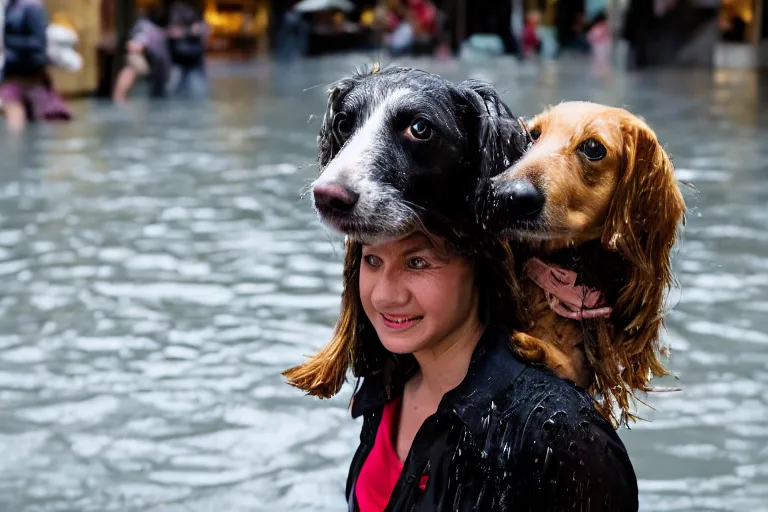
left=715, top=0, right=768, bottom=67
left=203, top=0, right=270, bottom=57
left=43, top=0, right=102, bottom=95
left=35, top=0, right=768, bottom=98
left=617, top=0, right=768, bottom=69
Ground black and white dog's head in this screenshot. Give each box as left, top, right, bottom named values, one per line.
left=311, top=66, right=529, bottom=242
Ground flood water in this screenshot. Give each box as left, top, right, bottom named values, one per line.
left=0, top=55, right=767, bottom=511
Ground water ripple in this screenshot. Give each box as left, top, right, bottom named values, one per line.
left=0, top=57, right=765, bottom=511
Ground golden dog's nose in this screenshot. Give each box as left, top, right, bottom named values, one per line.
left=493, top=178, right=545, bottom=221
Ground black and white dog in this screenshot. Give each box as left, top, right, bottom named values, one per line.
left=311, top=66, right=530, bottom=242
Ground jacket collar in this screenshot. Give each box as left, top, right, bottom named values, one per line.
left=351, top=326, right=527, bottom=439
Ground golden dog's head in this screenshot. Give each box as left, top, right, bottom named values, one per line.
left=491, top=101, right=684, bottom=253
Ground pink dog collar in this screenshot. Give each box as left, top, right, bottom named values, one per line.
left=524, top=257, right=613, bottom=320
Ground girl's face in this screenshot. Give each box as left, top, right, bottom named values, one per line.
left=359, top=232, right=480, bottom=356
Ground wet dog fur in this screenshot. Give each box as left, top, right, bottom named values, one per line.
left=489, top=101, right=686, bottom=425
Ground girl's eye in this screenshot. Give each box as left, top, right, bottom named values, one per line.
left=363, top=254, right=381, bottom=267
left=407, top=257, right=428, bottom=269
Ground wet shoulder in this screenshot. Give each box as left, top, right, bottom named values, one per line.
left=498, top=363, right=625, bottom=453
left=492, top=365, right=638, bottom=511
left=505, top=363, right=602, bottom=427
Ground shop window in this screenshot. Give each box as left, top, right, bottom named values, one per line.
left=720, top=0, right=756, bottom=43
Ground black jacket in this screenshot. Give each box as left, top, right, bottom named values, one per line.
left=4, top=0, right=48, bottom=76
left=347, top=327, right=639, bottom=511
left=168, top=34, right=205, bottom=68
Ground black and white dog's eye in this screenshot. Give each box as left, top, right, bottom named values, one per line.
left=529, top=128, right=541, bottom=141
left=580, top=138, right=607, bottom=161
left=408, top=119, right=432, bottom=140
left=333, top=113, right=352, bottom=136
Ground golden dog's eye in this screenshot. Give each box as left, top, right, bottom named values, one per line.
left=580, top=138, right=607, bottom=161
left=529, top=128, right=541, bottom=141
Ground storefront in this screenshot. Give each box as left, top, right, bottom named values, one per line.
left=203, top=0, right=270, bottom=57
left=43, top=0, right=102, bottom=96
left=715, top=0, right=768, bottom=67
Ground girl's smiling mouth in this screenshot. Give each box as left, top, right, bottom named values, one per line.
left=381, top=314, right=423, bottom=329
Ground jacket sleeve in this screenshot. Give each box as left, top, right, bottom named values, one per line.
left=4, top=4, right=48, bottom=54
left=513, top=391, right=639, bottom=512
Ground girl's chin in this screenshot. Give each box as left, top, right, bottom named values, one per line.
left=377, top=329, right=429, bottom=355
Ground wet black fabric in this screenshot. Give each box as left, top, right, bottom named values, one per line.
left=168, top=35, right=205, bottom=68
left=4, top=0, right=48, bottom=76
left=347, top=327, right=638, bottom=511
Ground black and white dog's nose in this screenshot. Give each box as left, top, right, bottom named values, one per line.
left=493, top=178, right=545, bottom=220
left=313, top=183, right=360, bottom=214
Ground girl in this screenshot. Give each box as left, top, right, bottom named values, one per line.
left=285, top=231, right=638, bottom=511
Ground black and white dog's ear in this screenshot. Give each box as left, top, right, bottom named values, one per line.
left=318, top=77, right=359, bottom=167
left=457, top=80, right=527, bottom=221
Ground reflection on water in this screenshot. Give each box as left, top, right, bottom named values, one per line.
left=0, top=56, right=766, bottom=511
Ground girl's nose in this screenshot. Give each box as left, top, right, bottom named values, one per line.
left=370, top=269, right=409, bottom=310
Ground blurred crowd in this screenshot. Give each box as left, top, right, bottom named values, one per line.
left=274, top=0, right=613, bottom=63
left=0, top=0, right=210, bottom=133
left=112, top=1, right=210, bottom=103
left=1, top=0, right=749, bottom=133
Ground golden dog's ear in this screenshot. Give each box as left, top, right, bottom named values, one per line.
left=601, top=116, right=686, bottom=389
left=282, top=240, right=363, bottom=397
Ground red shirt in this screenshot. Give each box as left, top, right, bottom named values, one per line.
left=409, top=0, right=437, bottom=35
left=355, top=398, right=403, bottom=511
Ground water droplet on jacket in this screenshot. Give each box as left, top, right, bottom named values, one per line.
left=551, top=410, right=566, bottom=422
left=542, top=418, right=556, bottom=430
left=542, top=446, right=553, bottom=473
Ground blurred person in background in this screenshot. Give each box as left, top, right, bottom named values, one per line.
left=587, top=10, right=611, bottom=70
left=112, top=4, right=171, bottom=103
left=275, top=1, right=309, bottom=60
left=521, top=10, right=542, bottom=59
left=1, top=1, right=5, bottom=78
left=2, top=0, right=70, bottom=132
left=167, top=1, right=208, bottom=98
left=568, top=11, right=592, bottom=54
left=622, top=0, right=654, bottom=69
left=46, top=14, right=83, bottom=72
left=385, top=0, right=438, bottom=56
